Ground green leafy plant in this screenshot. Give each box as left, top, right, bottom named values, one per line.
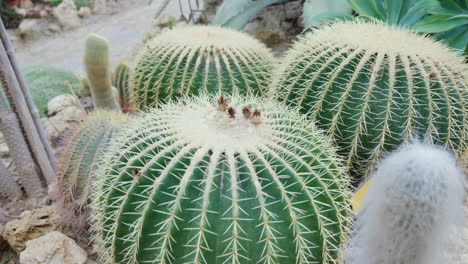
left=212, top=0, right=352, bottom=30
left=22, top=64, right=81, bottom=117
left=130, top=25, right=274, bottom=110
left=50, top=110, right=128, bottom=231
left=0, top=1, right=23, bottom=29
left=49, top=0, right=89, bottom=8
left=347, top=0, right=468, bottom=54
left=271, top=20, right=467, bottom=180
left=91, top=94, right=351, bottom=264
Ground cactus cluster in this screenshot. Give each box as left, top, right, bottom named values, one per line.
left=91, top=95, right=351, bottom=264
left=271, top=21, right=467, bottom=178
left=84, top=33, right=121, bottom=111
left=51, top=110, right=128, bottom=230
left=112, top=61, right=131, bottom=109
left=346, top=143, right=465, bottom=264
left=129, top=26, right=275, bottom=110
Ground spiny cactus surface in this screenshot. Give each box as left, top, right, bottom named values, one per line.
left=271, top=21, right=467, bottom=178
left=84, top=33, right=120, bottom=111
left=346, top=142, right=465, bottom=264
left=112, top=61, right=131, bottom=108
left=130, top=26, right=274, bottom=110
left=92, top=95, right=351, bottom=264
left=51, top=110, right=128, bottom=230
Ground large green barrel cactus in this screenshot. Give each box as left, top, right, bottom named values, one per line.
left=51, top=110, right=128, bottom=230
left=271, top=21, right=467, bottom=178
left=91, top=95, right=351, bottom=264
left=130, top=26, right=275, bottom=110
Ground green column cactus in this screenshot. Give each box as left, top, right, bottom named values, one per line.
left=84, top=33, right=120, bottom=111
left=112, top=61, right=131, bottom=109
left=91, top=95, right=351, bottom=264
left=346, top=143, right=465, bottom=264
left=271, top=21, right=467, bottom=178
left=50, top=110, right=128, bottom=230
left=130, top=25, right=275, bottom=110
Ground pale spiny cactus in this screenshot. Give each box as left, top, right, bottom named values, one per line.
left=91, top=95, right=351, bottom=264
left=0, top=72, right=44, bottom=197
left=0, top=159, right=22, bottom=199
left=84, top=33, right=121, bottom=111
left=112, top=61, right=131, bottom=109
left=346, top=142, right=465, bottom=264
left=130, top=26, right=274, bottom=110
left=51, top=110, right=128, bottom=230
left=271, top=21, right=467, bottom=178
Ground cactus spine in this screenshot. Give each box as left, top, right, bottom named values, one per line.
left=91, top=95, right=351, bottom=264
left=271, top=21, right=467, bottom=178
left=130, top=26, right=275, bottom=110
left=84, top=33, right=120, bottom=111
left=112, top=61, right=131, bottom=109
left=346, top=143, right=465, bottom=264
left=51, top=110, right=128, bottom=230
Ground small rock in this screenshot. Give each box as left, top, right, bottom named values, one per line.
left=4, top=206, right=61, bottom=252
left=0, top=142, right=9, bottom=158
left=43, top=95, right=86, bottom=138
left=20, top=0, right=34, bottom=9
left=20, top=231, right=87, bottom=264
left=18, top=19, right=43, bottom=41
left=284, top=0, right=302, bottom=20
left=53, top=0, right=80, bottom=30
left=47, top=94, right=79, bottom=116
left=92, top=0, right=107, bottom=15
left=47, top=23, right=62, bottom=33
left=78, top=6, right=91, bottom=18
left=19, top=210, right=31, bottom=218
left=244, top=17, right=286, bottom=46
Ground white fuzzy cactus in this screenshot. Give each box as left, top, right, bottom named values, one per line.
left=346, top=142, right=465, bottom=264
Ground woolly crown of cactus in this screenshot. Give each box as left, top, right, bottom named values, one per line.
left=130, top=25, right=275, bottom=110
left=91, top=94, right=351, bottom=264
left=271, top=20, right=467, bottom=178
left=51, top=110, right=128, bottom=230
left=346, top=142, right=465, bottom=264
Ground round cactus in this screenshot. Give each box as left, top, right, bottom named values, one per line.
left=51, top=110, right=128, bottom=230
left=91, top=95, right=351, bottom=264
left=271, top=21, right=467, bottom=178
left=130, top=26, right=275, bottom=110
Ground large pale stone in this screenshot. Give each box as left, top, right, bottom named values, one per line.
left=53, top=0, right=80, bottom=30
left=18, top=19, right=43, bottom=41
left=20, top=231, right=87, bottom=264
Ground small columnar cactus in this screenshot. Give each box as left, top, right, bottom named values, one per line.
left=346, top=142, right=465, bottom=264
left=91, top=95, right=351, bottom=264
left=130, top=26, right=275, bottom=110
left=51, top=110, right=128, bottom=230
left=271, top=21, right=467, bottom=178
left=84, top=33, right=120, bottom=111
left=112, top=61, right=131, bottom=108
